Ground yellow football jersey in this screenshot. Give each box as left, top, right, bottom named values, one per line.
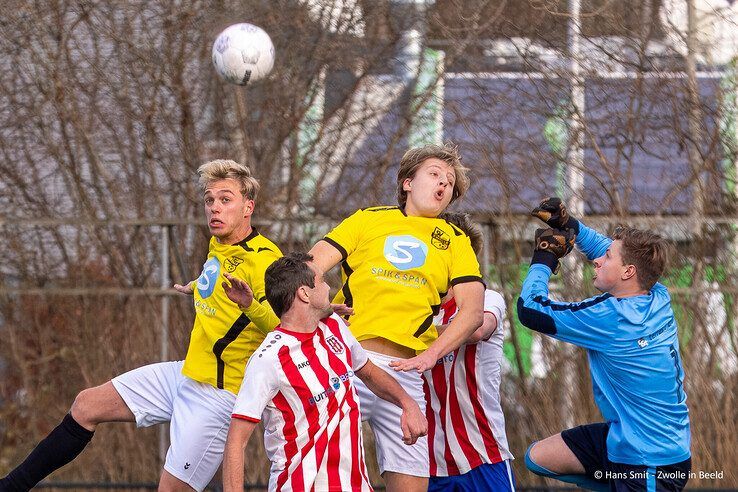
left=182, top=229, right=282, bottom=393
left=323, top=206, right=482, bottom=352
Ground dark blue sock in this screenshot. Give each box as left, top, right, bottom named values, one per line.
left=0, top=413, right=94, bottom=491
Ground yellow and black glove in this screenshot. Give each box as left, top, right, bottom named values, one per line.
left=532, top=227, right=576, bottom=273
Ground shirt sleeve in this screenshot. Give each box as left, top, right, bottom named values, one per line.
left=449, top=232, right=483, bottom=286
left=241, top=249, right=281, bottom=334
left=241, top=298, right=280, bottom=335
left=232, top=348, right=280, bottom=422
left=333, top=314, right=369, bottom=371
left=483, top=289, right=506, bottom=327
left=323, top=209, right=364, bottom=260
left=576, top=222, right=612, bottom=261
left=516, top=263, right=618, bottom=351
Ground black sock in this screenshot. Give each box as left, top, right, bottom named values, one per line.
left=0, top=413, right=94, bottom=491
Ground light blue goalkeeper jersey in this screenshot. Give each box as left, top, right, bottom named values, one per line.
left=517, top=222, right=691, bottom=466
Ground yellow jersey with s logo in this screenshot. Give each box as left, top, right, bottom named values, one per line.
left=182, top=229, right=282, bottom=393
left=323, top=207, right=483, bottom=352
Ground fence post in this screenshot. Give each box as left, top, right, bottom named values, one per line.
left=159, top=225, right=171, bottom=463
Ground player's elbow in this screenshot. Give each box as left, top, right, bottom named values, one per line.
left=467, top=314, right=497, bottom=343
left=466, top=329, right=484, bottom=344
left=516, top=297, right=557, bottom=335
left=468, top=311, right=483, bottom=334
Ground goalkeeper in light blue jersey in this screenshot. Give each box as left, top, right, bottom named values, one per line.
left=517, top=198, right=691, bottom=492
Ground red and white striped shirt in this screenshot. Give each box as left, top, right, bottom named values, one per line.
left=423, top=289, right=514, bottom=476
left=232, top=314, right=373, bottom=492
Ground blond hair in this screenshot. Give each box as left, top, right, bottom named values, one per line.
left=396, top=143, right=470, bottom=208
left=197, top=159, right=260, bottom=200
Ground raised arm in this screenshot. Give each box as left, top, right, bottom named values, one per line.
left=517, top=260, right=617, bottom=351
left=222, top=273, right=279, bottom=333
left=390, top=280, right=484, bottom=372
left=437, top=289, right=505, bottom=344
left=530, top=196, right=611, bottom=261
left=575, top=222, right=612, bottom=261
left=309, top=240, right=344, bottom=274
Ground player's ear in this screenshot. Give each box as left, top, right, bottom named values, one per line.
left=622, top=264, right=637, bottom=281
left=243, top=199, right=254, bottom=217
left=403, top=178, right=412, bottom=192
left=296, top=285, right=310, bottom=303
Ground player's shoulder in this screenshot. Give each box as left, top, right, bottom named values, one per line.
left=428, top=217, right=475, bottom=256
left=361, top=205, right=401, bottom=214
left=437, top=215, right=471, bottom=239
left=320, top=314, right=349, bottom=335
left=650, top=282, right=670, bottom=298
left=319, top=315, right=357, bottom=355
left=333, top=206, right=401, bottom=229
left=580, top=292, right=618, bottom=313
left=484, top=289, right=506, bottom=307
left=252, top=329, right=292, bottom=361
left=343, top=206, right=402, bottom=222
left=236, top=229, right=282, bottom=257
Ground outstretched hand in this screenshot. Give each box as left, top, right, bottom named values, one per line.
left=173, top=281, right=195, bottom=295
left=222, top=273, right=254, bottom=309
left=531, top=197, right=577, bottom=231
left=331, top=304, right=354, bottom=317
left=388, top=350, right=437, bottom=373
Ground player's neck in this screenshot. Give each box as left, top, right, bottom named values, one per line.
left=279, top=309, right=321, bottom=333
left=403, top=202, right=441, bottom=218
left=608, top=281, right=649, bottom=298
left=216, top=223, right=253, bottom=245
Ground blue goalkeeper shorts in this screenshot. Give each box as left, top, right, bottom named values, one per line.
left=561, top=423, right=691, bottom=491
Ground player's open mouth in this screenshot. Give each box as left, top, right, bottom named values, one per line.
left=435, top=189, right=445, bottom=200
left=210, top=219, right=224, bottom=226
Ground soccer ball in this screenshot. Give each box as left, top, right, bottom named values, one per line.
left=212, top=23, right=275, bottom=85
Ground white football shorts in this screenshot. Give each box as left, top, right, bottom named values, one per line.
left=353, top=350, right=430, bottom=477
left=111, top=360, right=236, bottom=491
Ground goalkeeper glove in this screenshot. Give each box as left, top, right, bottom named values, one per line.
left=531, top=197, right=579, bottom=233
left=532, top=227, right=576, bottom=273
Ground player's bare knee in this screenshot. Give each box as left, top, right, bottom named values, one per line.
left=157, top=472, right=195, bottom=492
left=383, top=472, right=428, bottom=492
left=528, top=439, right=545, bottom=462
left=529, top=433, right=585, bottom=475
left=528, top=434, right=561, bottom=469
left=70, top=387, right=101, bottom=428
left=158, top=483, right=191, bottom=492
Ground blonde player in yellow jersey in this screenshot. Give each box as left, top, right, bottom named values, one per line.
left=309, top=143, right=485, bottom=492
left=0, top=160, right=282, bottom=492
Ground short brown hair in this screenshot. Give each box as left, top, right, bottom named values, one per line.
left=612, top=227, right=670, bottom=290
left=396, top=143, right=470, bottom=208
left=197, top=159, right=260, bottom=200
left=265, top=252, right=315, bottom=317
left=440, top=212, right=483, bottom=255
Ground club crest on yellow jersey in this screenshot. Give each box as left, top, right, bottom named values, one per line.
left=431, top=227, right=451, bottom=250
left=224, top=256, right=244, bottom=272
